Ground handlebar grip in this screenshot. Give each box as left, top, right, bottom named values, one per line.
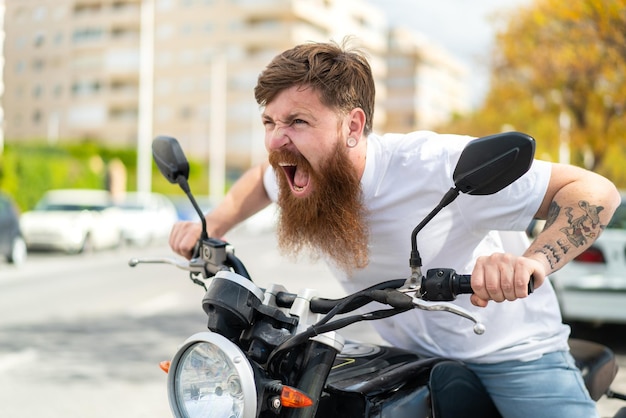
left=420, top=269, right=535, bottom=301
left=455, top=274, right=474, bottom=295
left=456, top=274, right=535, bottom=295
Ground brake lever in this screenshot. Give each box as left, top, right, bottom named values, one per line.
left=129, top=256, right=200, bottom=272
left=410, top=297, right=486, bottom=335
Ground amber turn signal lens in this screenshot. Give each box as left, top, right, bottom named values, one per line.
left=280, top=386, right=313, bottom=408
left=159, top=360, right=171, bottom=373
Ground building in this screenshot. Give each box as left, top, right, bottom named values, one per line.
left=385, top=27, right=469, bottom=133
left=2, top=0, right=468, bottom=173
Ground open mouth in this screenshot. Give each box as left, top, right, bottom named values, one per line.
left=279, top=162, right=311, bottom=196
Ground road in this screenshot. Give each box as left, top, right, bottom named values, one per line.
left=0, top=227, right=625, bottom=417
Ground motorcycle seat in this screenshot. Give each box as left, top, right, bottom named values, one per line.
left=569, top=338, right=618, bottom=401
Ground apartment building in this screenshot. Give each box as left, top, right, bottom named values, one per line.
left=385, top=27, right=469, bottom=133
left=2, top=0, right=468, bottom=169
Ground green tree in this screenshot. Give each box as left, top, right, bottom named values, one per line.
left=485, top=0, right=626, bottom=177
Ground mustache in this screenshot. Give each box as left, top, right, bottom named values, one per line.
left=268, top=149, right=309, bottom=168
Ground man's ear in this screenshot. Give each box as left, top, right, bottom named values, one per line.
left=347, top=107, right=366, bottom=139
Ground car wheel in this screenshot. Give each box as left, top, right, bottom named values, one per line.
left=8, top=236, right=27, bottom=265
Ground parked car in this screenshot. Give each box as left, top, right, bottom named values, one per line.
left=0, top=192, right=27, bottom=265
left=116, top=192, right=179, bottom=246
left=168, top=194, right=277, bottom=234
left=548, top=194, right=626, bottom=324
left=20, top=189, right=123, bottom=254
left=168, top=194, right=214, bottom=221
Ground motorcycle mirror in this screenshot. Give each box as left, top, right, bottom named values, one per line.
left=152, top=135, right=190, bottom=187
left=409, top=131, right=536, bottom=273
left=453, top=131, right=535, bottom=195
left=152, top=135, right=208, bottom=240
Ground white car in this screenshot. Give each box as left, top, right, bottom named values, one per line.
left=116, top=192, right=179, bottom=246
left=548, top=195, right=626, bottom=324
left=20, top=189, right=123, bottom=254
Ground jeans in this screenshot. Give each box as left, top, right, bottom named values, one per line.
left=466, top=351, right=599, bottom=418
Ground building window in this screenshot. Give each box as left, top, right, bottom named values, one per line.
left=156, top=24, right=175, bottom=40
left=72, top=81, right=102, bottom=96
left=53, top=32, right=64, bottom=45
left=156, top=105, right=173, bottom=121
left=156, top=51, right=173, bottom=67
left=156, top=0, right=175, bottom=11
left=179, top=106, right=193, bottom=119
left=72, top=28, right=105, bottom=43
left=180, top=49, right=195, bottom=65
left=15, top=36, right=28, bottom=49
left=110, top=108, right=138, bottom=121
left=155, top=79, right=172, bottom=95
left=33, top=85, right=44, bottom=98
left=203, top=23, right=214, bottom=34
left=34, top=32, right=46, bottom=47
left=33, top=110, right=43, bottom=125
left=32, top=59, right=45, bottom=72
left=53, top=84, right=63, bottom=97
left=180, top=23, right=194, bottom=36
left=179, top=77, right=195, bottom=93
left=33, top=6, right=47, bottom=21
left=15, top=61, right=26, bottom=74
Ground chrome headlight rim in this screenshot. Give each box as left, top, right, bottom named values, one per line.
left=167, top=331, right=257, bottom=418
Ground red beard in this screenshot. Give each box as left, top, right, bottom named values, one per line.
left=268, top=143, right=369, bottom=273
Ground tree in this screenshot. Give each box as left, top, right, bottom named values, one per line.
left=483, top=0, right=626, bottom=177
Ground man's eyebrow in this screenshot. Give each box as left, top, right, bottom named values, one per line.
left=261, top=112, right=303, bottom=124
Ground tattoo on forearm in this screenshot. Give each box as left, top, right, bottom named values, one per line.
left=535, top=248, right=557, bottom=270
left=544, top=201, right=561, bottom=229
left=534, top=200, right=607, bottom=269
left=559, top=201, right=605, bottom=247
left=557, top=239, right=571, bottom=254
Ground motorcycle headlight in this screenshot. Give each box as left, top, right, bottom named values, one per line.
left=168, top=332, right=257, bottom=418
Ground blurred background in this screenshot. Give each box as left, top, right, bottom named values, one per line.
left=1, top=0, right=625, bottom=212
left=1, top=0, right=626, bottom=416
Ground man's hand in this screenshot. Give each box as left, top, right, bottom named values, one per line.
left=169, top=221, right=203, bottom=259
left=470, top=253, right=547, bottom=307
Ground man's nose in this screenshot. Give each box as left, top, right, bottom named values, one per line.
left=267, top=125, right=290, bottom=150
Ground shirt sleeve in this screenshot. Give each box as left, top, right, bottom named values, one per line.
left=455, top=159, right=552, bottom=232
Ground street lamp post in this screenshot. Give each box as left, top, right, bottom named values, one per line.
left=137, top=0, right=155, bottom=194
left=209, top=50, right=226, bottom=203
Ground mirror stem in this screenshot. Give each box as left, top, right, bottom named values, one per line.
left=177, top=175, right=209, bottom=240
left=409, top=187, right=460, bottom=268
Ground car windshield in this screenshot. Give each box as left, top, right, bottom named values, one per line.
left=607, top=202, right=626, bottom=230
left=37, top=203, right=108, bottom=212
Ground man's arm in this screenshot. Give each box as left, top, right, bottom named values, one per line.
left=525, top=163, right=621, bottom=275
left=169, top=162, right=272, bottom=258
left=471, top=162, right=621, bottom=307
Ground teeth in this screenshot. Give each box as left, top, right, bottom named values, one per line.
left=293, top=185, right=304, bottom=192
left=279, top=162, right=295, bottom=167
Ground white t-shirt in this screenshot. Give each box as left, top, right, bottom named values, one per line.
left=263, top=131, right=570, bottom=363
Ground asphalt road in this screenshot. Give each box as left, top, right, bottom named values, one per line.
left=1, top=227, right=625, bottom=417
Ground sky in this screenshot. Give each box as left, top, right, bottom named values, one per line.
left=367, top=0, right=533, bottom=107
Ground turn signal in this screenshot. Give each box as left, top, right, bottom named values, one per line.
left=280, top=386, right=313, bottom=408
left=159, top=360, right=171, bottom=373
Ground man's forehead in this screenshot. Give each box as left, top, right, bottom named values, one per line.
left=262, top=87, right=325, bottom=119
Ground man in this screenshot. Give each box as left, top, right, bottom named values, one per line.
left=170, top=40, right=621, bottom=417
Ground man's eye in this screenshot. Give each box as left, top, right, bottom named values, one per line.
left=293, top=119, right=307, bottom=125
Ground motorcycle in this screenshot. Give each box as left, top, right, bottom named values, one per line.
left=130, top=132, right=626, bottom=418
